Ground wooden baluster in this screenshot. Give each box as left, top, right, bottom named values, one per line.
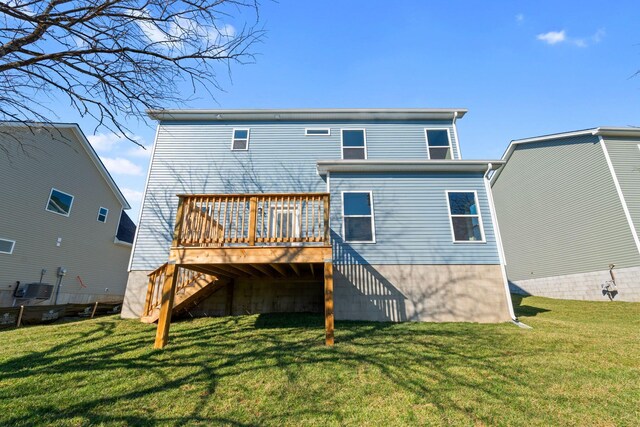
left=220, top=197, right=228, bottom=245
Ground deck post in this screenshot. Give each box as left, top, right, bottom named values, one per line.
left=248, top=197, right=258, bottom=246
left=324, top=260, right=335, bottom=346
left=154, top=263, right=179, bottom=349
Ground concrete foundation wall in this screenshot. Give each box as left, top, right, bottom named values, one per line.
left=121, top=270, right=151, bottom=318
left=334, top=264, right=511, bottom=323
left=509, top=265, right=640, bottom=302
left=123, top=263, right=512, bottom=323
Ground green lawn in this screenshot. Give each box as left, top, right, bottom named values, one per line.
left=0, top=296, right=638, bottom=426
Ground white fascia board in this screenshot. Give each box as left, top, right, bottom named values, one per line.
left=316, top=160, right=504, bottom=175
left=147, top=108, right=468, bottom=122
left=491, top=127, right=640, bottom=185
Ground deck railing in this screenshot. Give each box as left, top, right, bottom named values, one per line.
left=144, top=263, right=205, bottom=317
left=173, top=193, right=330, bottom=247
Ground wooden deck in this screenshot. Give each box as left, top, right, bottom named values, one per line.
left=146, top=193, right=334, bottom=349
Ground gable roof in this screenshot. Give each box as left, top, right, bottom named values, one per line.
left=147, top=108, right=468, bottom=122
left=491, top=126, right=640, bottom=184
left=0, top=122, right=130, bottom=209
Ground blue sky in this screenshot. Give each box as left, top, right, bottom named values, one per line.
left=54, top=1, right=640, bottom=221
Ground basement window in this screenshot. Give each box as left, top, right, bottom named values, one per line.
left=46, top=188, right=74, bottom=216
left=231, top=129, right=250, bottom=150
left=446, top=191, right=485, bottom=243
left=343, top=192, right=375, bottom=243
left=426, top=129, right=452, bottom=159
left=0, top=238, right=15, bottom=254
left=97, top=207, right=109, bottom=223
left=341, top=129, right=367, bottom=159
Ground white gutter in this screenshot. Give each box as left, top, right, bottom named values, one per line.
left=483, top=163, right=517, bottom=322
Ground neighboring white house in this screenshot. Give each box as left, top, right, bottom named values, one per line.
left=0, top=122, right=135, bottom=307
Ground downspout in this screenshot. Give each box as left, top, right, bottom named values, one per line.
left=483, top=163, right=524, bottom=326
left=452, top=112, right=463, bottom=159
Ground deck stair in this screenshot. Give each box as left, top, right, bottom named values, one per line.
left=141, top=263, right=222, bottom=323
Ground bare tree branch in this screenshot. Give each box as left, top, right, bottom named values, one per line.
left=0, top=0, right=264, bottom=148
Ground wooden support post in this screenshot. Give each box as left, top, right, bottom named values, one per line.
left=248, top=197, right=257, bottom=246
left=324, top=261, right=334, bottom=346
left=91, top=301, right=99, bottom=318
left=16, top=305, right=24, bottom=327
left=225, top=279, right=235, bottom=316
left=154, top=263, right=179, bottom=349
left=323, top=195, right=330, bottom=244
left=143, top=273, right=155, bottom=316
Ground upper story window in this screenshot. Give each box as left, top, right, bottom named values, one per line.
left=305, top=128, right=330, bottom=136
left=0, top=238, right=15, bottom=254
left=231, top=128, right=250, bottom=150
left=46, top=188, right=74, bottom=217
left=341, top=129, right=367, bottom=159
left=343, top=191, right=375, bottom=243
left=97, top=207, right=109, bottom=223
left=426, top=129, right=452, bottom=159
left=446, top=191, right=485, bottom=243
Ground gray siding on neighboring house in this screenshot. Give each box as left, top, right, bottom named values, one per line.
left=604, top=137, right=640, bottom=241
left=492, top=135, right=640, bottom=282
left=130, top=120, right=460, bottom=270
left=0, top=127, right=131, bottom=306
left=329, top=172, right=500, bottom=265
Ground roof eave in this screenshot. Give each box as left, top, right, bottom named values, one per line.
left=147, top=108, right=468, bottom=122
left=317, top=160, right=503, bottom=175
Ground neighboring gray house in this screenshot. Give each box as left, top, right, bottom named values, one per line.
left=491, top=127, right=640, bottom=302
left=123, top=108, right=515, bottom=332
left=0, top=123, right=135, bottom=307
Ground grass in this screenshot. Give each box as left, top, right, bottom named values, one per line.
left=0, top=296, right=638, bottom=426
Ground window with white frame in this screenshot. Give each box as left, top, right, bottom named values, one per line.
left=446, top=191, right=485, bottom=242
left=46, top=188, right=74, bottom=216
left=341, top=129, right=366, bottom=159
left=97, top=207, right=109, bottom=223
left=0, top=238, right=15, bottom=254
left=231, top=129, right=250, bottom=150
left=343, top=192, right=375, bottom=242
left=426, top=129, right=452, bottom=159
left=305, top=128, right=330, bottom=136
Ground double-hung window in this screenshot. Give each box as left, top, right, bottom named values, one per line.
left=46, top=188, right=74, bottom=216
left=231, top=129, right=250, bottom=150
left=343, top=192, right=375, bottom=242
left=426, top=129, right=452, bottom=159
left=341, top=129, right=367, bottom=159
left=446, top=191, right=485, bottom=242
left=97, top=207, right=109, bottom=223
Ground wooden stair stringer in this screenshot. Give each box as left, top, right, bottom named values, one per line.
left=141, top=274, right=226, bottom=324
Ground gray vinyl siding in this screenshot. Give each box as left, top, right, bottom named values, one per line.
left=603, top=137, right=640, bottom=240
left=492, top=135, right=640, bottom=281
left=0, top=127, right=131, bottom=305
left=329, top=172, right=501, bottom=265
left=131, top=120, right=460, bottom=270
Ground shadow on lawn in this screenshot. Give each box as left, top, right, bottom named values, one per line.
left=511, top=294, right=551, bottom=318
left=0, top=313, right=546, bottom=426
